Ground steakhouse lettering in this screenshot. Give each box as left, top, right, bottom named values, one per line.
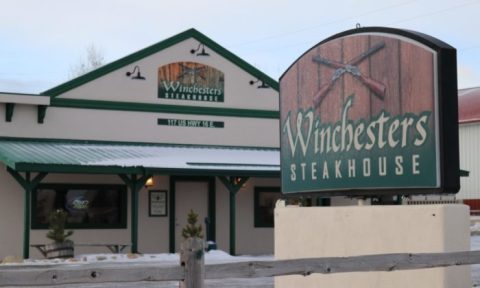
left=283, top=96, right=431, bottom=157
left=283, top=95, right=432, bottom=183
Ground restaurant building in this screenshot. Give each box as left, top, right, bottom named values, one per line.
left=0, top=28, right=476, bottom=260
left=0, top=29, right=281, bottom=259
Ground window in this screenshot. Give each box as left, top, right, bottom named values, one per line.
left=254, top=187, right=281, bottom=228
left=32, top=184, right=127, bottom=229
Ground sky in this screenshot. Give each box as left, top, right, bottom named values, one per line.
left=1, top=0, right=479, bottom=94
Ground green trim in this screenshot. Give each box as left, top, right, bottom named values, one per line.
left=24, top=172, right=32, bottom=260
left=207, top=177, right=216, bottom=244
left=0, top=136, right=280, bottom=151
left=0, top=92, right=43, bottom=97
left=218, top=176, right=249, bottom=255
left=6, top=170, right=48, bottom=259
left=12, top=163, right=280, bottom=177
left=50, top=98, right=279, bottom=119
left=169, top=177, right=175, bottom=253
left=37, top=105, right=47, bottom=124
left=460, top=169, right=470, bottom=177
left=169, top=176, right=216, bottom=253
left=5, top=103, right=14, bottom=122
left=41, top=28, right=278, bottom=97
left=31, top=183, right=128, bottom=230
left=118, top=174, right=151, bottom=253
left=253, top=186, right=281, bottom=228
left=14, top=163, right=145, bottom=174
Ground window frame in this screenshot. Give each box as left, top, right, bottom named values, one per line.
left=254, top=186, right=281, bottom=228
left=31, top=183, right=128, bottom=230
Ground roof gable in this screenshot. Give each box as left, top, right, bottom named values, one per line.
left=41, top=28, right=278, bottom=97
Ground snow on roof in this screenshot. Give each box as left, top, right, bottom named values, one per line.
left=0, top=140, right=279, bottom=175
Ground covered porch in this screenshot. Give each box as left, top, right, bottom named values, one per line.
left=0, top=138, right=279, bottom=258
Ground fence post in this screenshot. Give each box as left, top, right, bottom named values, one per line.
left=180, top=237, right=205, bottom=288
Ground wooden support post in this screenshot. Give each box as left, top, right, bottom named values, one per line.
left=218, top=176, right=249, bottom=256
left=118, top=173, right=151, bottom=254
left=180, top=237, right=205, bottom=288
left=6, top=168, right=47, bottom=259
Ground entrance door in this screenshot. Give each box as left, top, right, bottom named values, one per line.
left=169, top=176, right=216, bottom=253
left=174, top=181, right=208, bottom=251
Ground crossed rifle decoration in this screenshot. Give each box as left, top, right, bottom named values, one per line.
left=177, top=63, right=206, bottom=81
left=312, top=42, right=386, bottom=108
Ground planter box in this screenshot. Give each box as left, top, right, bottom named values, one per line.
left=44, top=241, right=74, bottom=259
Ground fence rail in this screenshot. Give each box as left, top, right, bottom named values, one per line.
left=1, top=249, right=480, bottom=287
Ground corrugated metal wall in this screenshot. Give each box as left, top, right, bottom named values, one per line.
left=458, top=122, right=480, bottom=199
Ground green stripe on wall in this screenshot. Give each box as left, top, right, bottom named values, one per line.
left=51, top=98, right=280, bottom=119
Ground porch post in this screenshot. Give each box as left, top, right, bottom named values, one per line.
left=23, top=172, right=31, bottom=259
left=218, top=176, right=249, bottom=256
left=7, top=168, right=47, bottom=259
left=119, top=173, right=151, bottom=254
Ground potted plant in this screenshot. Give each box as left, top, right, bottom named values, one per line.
left=182, top=209, right=203, bottom=240
left=44, top=209, right=74, bottom=259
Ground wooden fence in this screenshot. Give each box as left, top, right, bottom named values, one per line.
left=1, top=238, right=480, bottom=287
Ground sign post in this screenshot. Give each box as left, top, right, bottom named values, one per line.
left=276, top=27, right=468, bottom=288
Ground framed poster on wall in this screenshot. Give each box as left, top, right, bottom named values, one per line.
left=149, top=190, right=168, bottom=217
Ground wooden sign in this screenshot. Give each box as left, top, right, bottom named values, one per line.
left=158, top=62, right=224, bottom=102
left=280, top=27, right=459, bottom=196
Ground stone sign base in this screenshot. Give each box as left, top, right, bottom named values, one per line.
left=275, top=204, right=471, bottom=288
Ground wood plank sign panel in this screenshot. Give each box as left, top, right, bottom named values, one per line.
left=279, top=27, right=459, bottom=196
left=158, top=62, right=224, bottom=102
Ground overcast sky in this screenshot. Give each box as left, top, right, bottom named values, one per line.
left=1, top=0, right=479, bottom=93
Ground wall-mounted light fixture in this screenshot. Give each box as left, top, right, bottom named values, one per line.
left=190, top=43, right=210, bottom=56
left=232, top=176, right=247, bottom=188
left=126, top=65, right=146, bottom=80
left=145, top=176, right=154, bottom=188
left=249, top=79, right=269, bottom=89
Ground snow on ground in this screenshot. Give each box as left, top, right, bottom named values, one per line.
left=471, top=235, right=480, bottom=287
left=3, top=233, right=480, bottom=287
left=1, top=250, right=274, bottom=288
left=5, top=249, right=273, bottom=266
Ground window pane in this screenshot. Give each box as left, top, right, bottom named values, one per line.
left=254, top=187, right=281, bottom=228
left=33, top=184, right=126, bottom=229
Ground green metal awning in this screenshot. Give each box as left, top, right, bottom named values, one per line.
left=0, top=139, right=280, bottom=176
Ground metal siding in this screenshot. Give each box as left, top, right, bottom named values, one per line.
left=458, top=122, right=480, bottom=199
left=0, top=140, right=280, bottom=172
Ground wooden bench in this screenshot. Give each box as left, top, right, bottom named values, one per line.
left=31, top=243, right=131, bottom=257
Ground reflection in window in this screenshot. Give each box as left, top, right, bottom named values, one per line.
left=33, top=184, right=127, bottom=229
left=254, top=187, right=281, bottom=228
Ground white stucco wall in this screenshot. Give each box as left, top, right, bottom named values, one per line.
left=0, top=164, right=24, bottom=259
left=275, top=204, right=471, bottom=288
left=0, top=32, right=281, bottom=259
left=0, top=169, right=279, bottom=259
left=57, top=38, right=278, bottom=111
left=0, top=103, right=279, bottom=147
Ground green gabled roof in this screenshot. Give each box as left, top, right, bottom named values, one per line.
left=41, top=28, right=279, bottom=97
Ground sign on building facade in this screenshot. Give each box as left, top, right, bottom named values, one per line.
left=280, top=27, right=459, bottom=196
left=158, top=62, right=225, bottom=102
